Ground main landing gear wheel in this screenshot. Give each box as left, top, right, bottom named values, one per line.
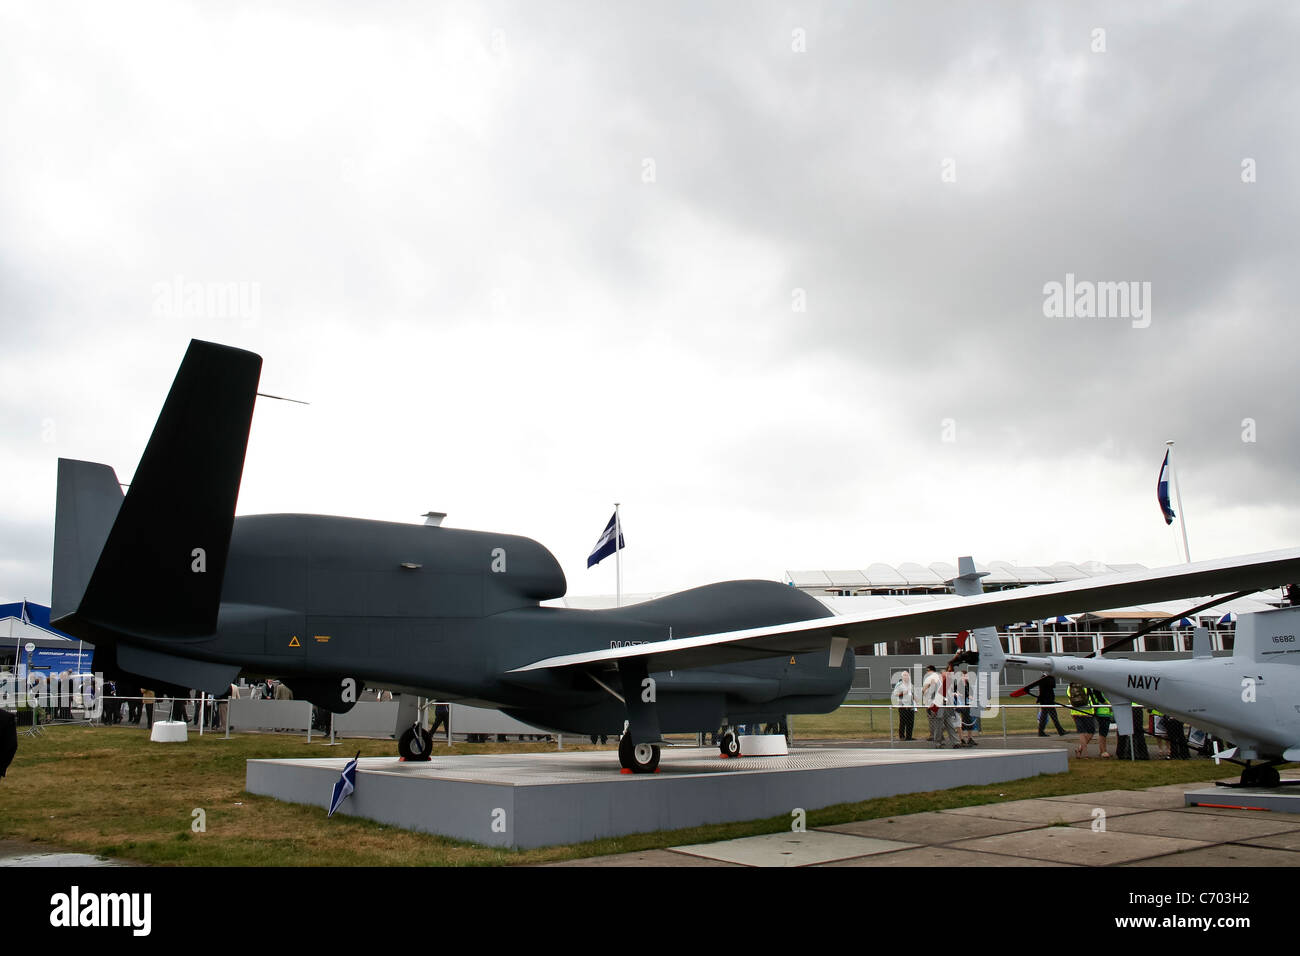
left=1241, top=763, right=1280, bottom=788
left=719, top=730, right=740, bottom=758
left=618, top=735, right=661, bottom=773
left=398, top=725, right=433, bottom=761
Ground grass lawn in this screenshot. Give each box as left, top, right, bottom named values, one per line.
left=0, top=718, right=1228, bottom=867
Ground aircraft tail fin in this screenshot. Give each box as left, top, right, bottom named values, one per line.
left=52, top=459, right=125, bottom=621
left=947, top=555, right=989, bottom=599
left=70, top=340, right=262, bottom=638
left=1233, top=605, right=1300, bottom=665
left=949, top=556, right=1006, bottom=698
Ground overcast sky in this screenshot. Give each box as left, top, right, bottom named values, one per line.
left=3, top=1, right=1298, bottom=606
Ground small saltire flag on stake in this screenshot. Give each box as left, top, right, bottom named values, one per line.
left=1157, top=450, right=1176, bottom=525
left=328, top=751, right=360, bottom=817
left=587, top=512, right=625, bottom=568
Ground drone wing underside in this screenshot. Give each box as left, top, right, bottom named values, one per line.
left=510, top=548, right=1300, bottom=676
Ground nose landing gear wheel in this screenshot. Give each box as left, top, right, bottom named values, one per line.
left=398, top=725, right=434, bottom=761
left=618, top=735, right=661, bottom=773
left=719, top=730, right=740, bottom=758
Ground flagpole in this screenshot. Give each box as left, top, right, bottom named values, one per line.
left=15, top=599, right=25, bottom=684
left=614, top=502, right=622, bottom=608
left=1166, top=440, right=1191, bottom=563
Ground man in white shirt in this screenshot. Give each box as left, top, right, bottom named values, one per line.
left=934, top=664, right=962, bottom=748
left=891, top=670, right=916, bottom=741
left=920, top=666, right=943, bottom=742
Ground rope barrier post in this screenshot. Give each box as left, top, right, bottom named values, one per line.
left=888, top=701, right=894, bottom=749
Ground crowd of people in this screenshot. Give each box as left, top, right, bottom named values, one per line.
left=95, top=682, right=218, bottom=730
left=5, top=670, right=224, bottom=730
left=891, top=664, right=1202, bottom=759
left=92, top=679, right=303, bottom=731
left=890, top=662, right=981, bottom=748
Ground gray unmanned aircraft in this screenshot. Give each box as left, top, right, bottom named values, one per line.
left=50, top=340, right=1300, bottom=773
left=961, top=561, right=1300, bottom=788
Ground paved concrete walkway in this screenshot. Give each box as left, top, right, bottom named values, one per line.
left=800, top=731, right=1177, bottom=754
left=549, top=775, right=1300, bottom=867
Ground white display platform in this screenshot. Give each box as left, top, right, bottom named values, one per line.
left=248, top=745, right=1068, bottom=849
left=1185, top=785, right=1300, bottom=814
left=150, top=720, right=188, bottom=743
left=738, top=734, right=788, bottom=756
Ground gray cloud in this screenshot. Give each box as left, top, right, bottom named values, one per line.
left=2, top=2, right=1298, bottom=603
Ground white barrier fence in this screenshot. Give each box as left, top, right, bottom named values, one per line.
left=448, top=703, right=552, bottom=737
left=21, top=693, right=1190, bottom=759
left=227, top=698, right=313, bottom=733
left=223, top=700, right=553, bottom=738
left=15, top=693, right=558, bottom=742
left=332, top=701, right=400, bottom=737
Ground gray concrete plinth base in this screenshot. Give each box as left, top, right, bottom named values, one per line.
left=247, top=746, right=1067, bottom=849
left=1185, top=785, right=1300, bottom=813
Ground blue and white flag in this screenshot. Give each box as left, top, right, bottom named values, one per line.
left=587, top=511, right=625, bottom=568
left=1156, top=450, right=1176, bottom=525
left=327, top=752, right=360, bottom=817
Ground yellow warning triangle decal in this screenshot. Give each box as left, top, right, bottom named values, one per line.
left=289, top=635, right=301, bottom=647
left=789, top=656, right=797, bottom=665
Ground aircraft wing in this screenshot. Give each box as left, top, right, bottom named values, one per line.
left=509, top=547, right=1300, bottom=675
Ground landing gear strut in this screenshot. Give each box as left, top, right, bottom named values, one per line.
left=1239, top=762, right=1281, bottom=788
left=618, top=735, right=661, bottom=773
left=1216, top=758, right=1287, bottom=789
left=398, top=724, right=433, bottom=761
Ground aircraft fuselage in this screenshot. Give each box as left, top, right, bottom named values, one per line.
left=83, top=513, right=853, bottom=736
left=1008, top=652, right=1299, bottom=761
